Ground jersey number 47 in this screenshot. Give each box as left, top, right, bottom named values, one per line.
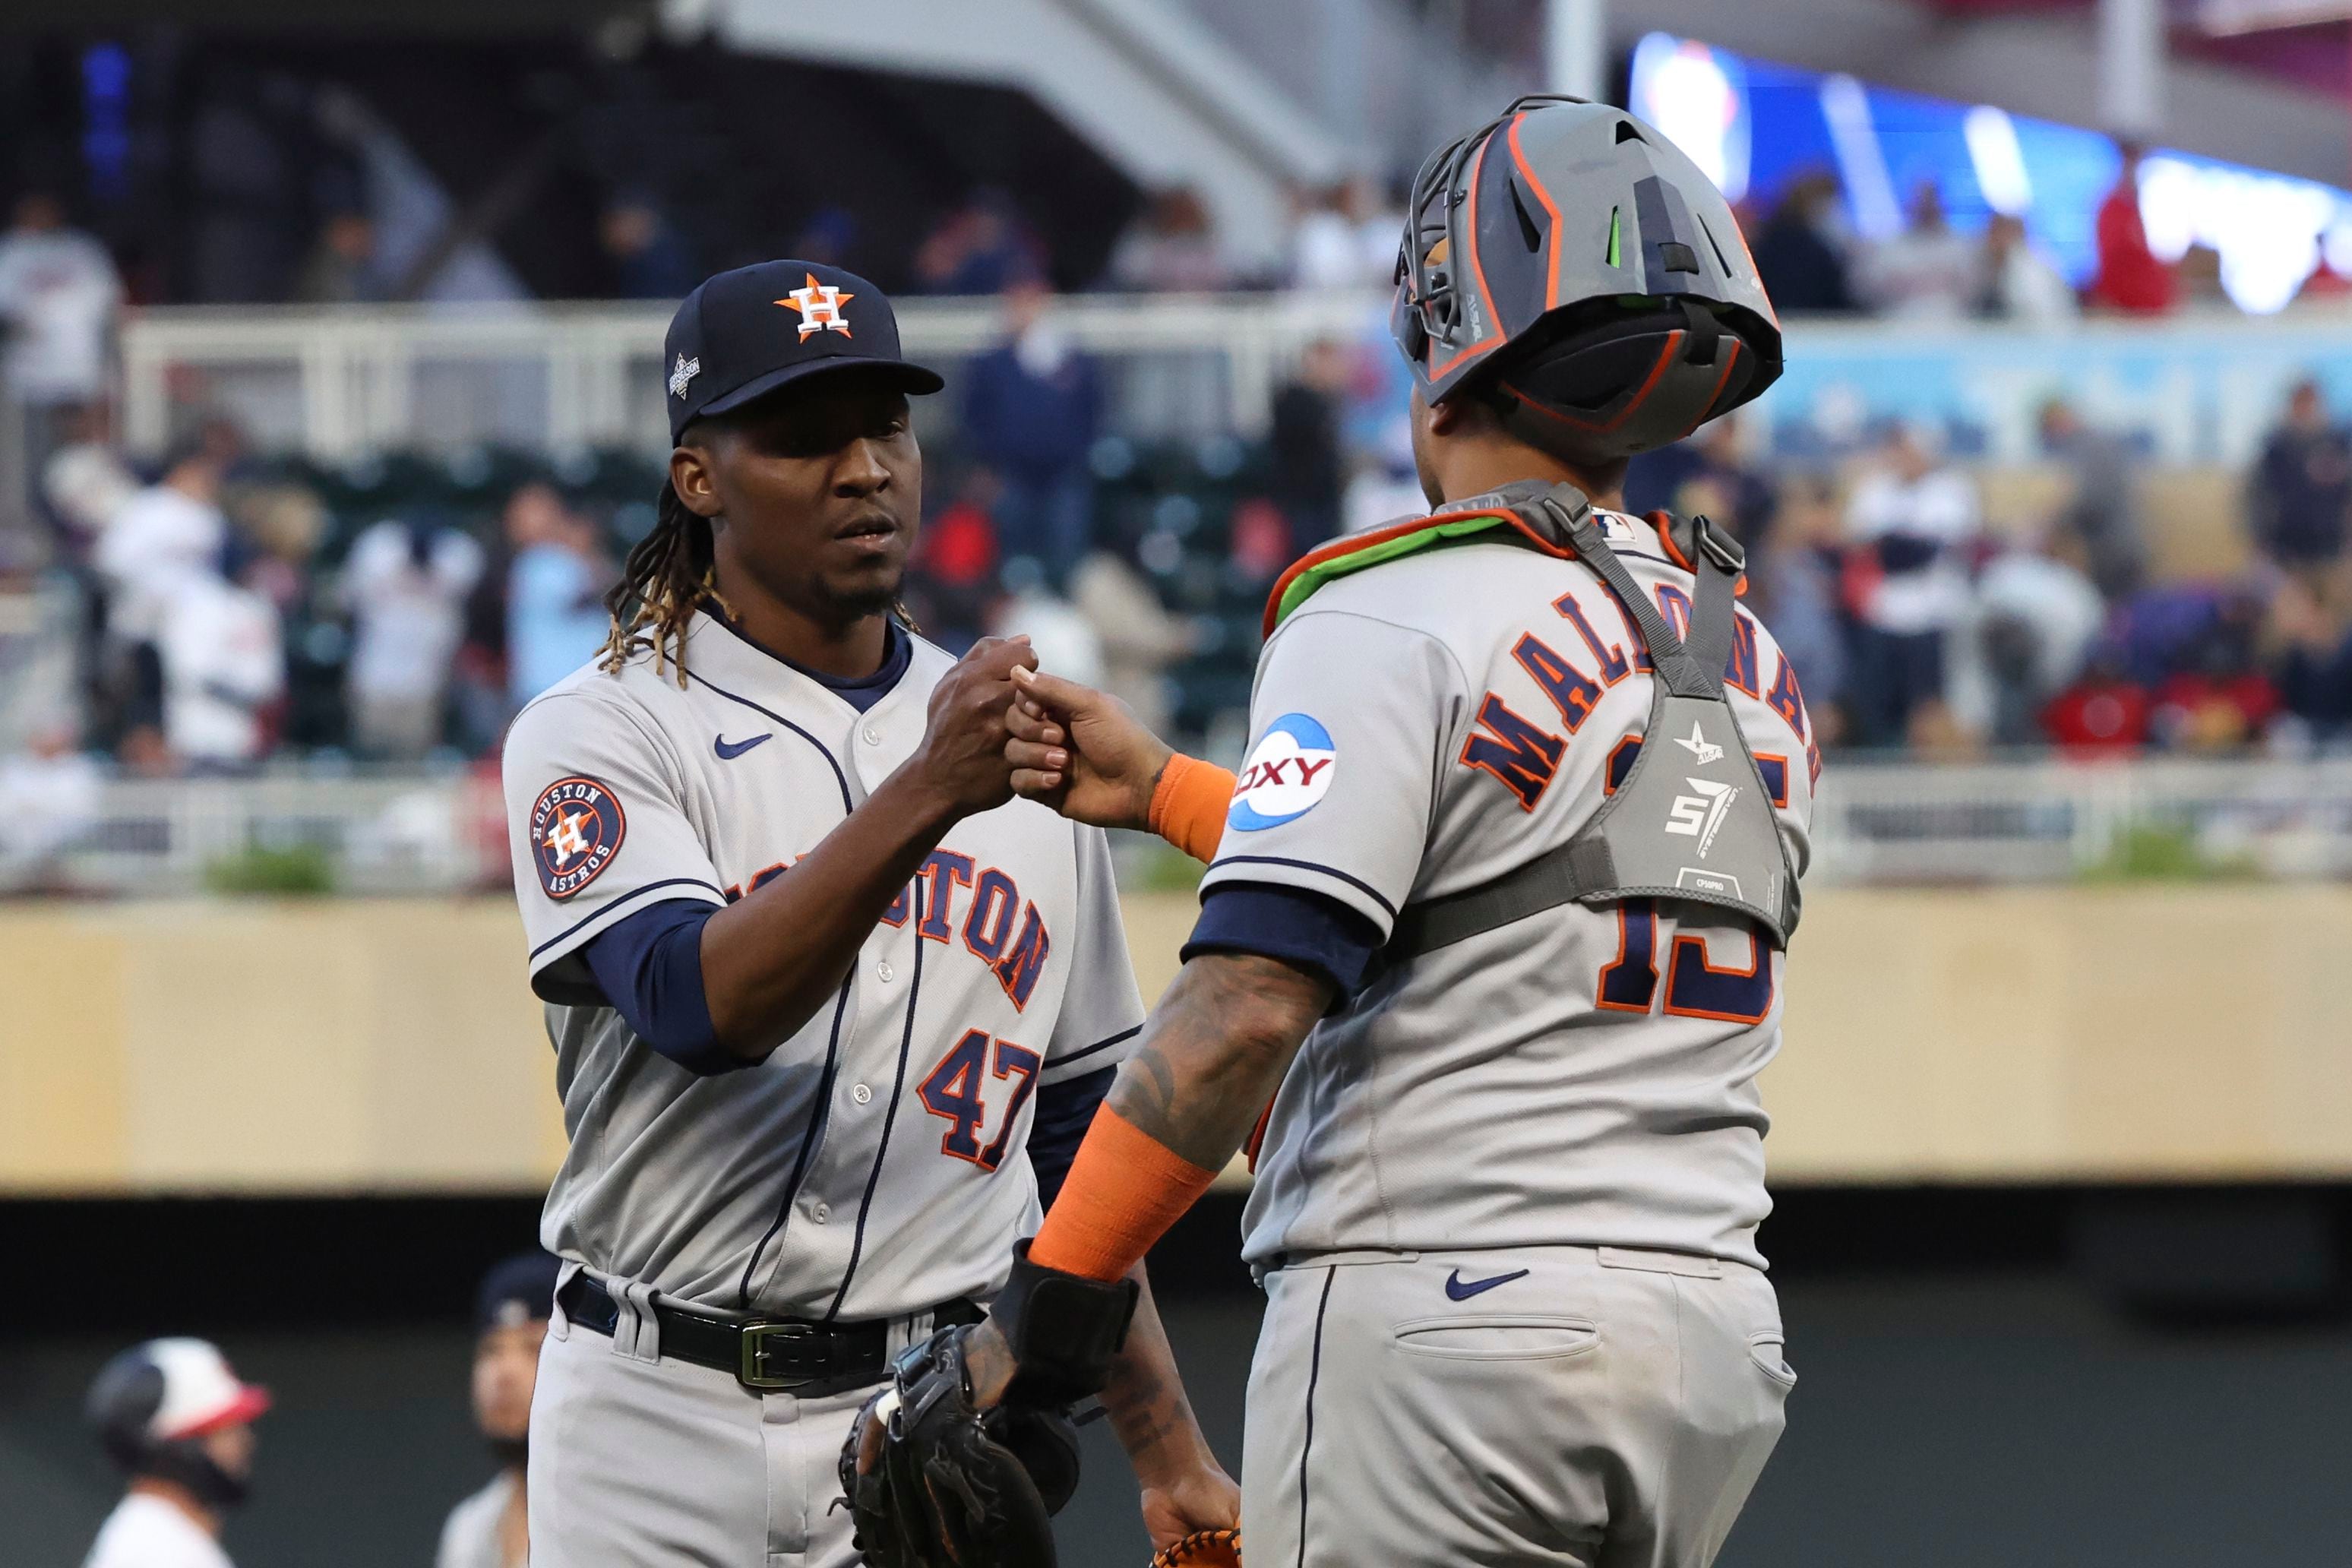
left=918, top=1029, right=1043, bottom=1172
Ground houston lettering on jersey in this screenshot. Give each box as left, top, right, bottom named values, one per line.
left=875, top=849, right=1052, bottom=1010
left=713, top=847, right=1054, bottom=1010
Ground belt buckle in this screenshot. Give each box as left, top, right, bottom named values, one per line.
left=738, top=1320, right=832, bottom=1391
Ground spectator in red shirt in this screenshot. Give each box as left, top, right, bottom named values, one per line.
left=902, top=473, right=1001, bottom=653
left=2042, top=650, right=2152, bottom=754
left=2091, top=142, right=2178, bottom=315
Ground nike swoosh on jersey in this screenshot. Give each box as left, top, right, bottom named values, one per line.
left=1443, top=1268, right=1530, bottom=1301
left=714, top=733, right=773, bottom=760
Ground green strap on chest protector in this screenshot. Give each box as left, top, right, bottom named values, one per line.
left=1367, top=483, right=1802, bottom=962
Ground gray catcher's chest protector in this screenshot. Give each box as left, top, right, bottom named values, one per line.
left=1386, top=483, right=1802, bottom=963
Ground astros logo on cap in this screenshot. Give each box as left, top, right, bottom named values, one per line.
left=530, top=776, right=627, bottom=900
left=778, top=273, right=855, bottom=340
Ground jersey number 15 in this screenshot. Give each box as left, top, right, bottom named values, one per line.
left=1595, top=898, right=1775, bottom=1025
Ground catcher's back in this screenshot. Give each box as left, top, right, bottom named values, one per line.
left=1204, top=507, right=1818, bottom=1273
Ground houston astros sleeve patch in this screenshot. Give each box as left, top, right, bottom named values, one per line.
left=1228, top=713, right=1337, bottom=831
left=531, top=776, right=628, bottom=899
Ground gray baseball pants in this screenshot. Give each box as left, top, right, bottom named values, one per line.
left=1241, top=1244, right=1791, bottom=1567
left=527, top=1273, right=940, bottom=1568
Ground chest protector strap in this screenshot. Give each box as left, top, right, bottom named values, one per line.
left=1382, top=483, right=1801, bottom=963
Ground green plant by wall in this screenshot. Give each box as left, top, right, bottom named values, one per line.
left=204, top=843, right=338, bottom=896
left=2079, top=823, right=2259, bottom=884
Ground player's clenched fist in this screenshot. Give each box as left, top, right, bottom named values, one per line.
left=1002, top=666, right=1175, bottom=832
left=901, top=636, right=1039, bottom=817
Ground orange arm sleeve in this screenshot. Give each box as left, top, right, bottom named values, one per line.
left=1147, top=754, right=1233, bottom=865
left=1028, top=1107, right=1219, bottom=1283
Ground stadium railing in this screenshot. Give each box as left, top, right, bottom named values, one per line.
left=10, top=755, right=2348, bottom=898
left=119, top=295, right=2352, bottom=463
left=120, top=293, right=1387, bottom=459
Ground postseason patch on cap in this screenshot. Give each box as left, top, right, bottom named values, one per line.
left=531, top=777, right=626, bottom=900
left=1228, top=713, right=1336, bottom=831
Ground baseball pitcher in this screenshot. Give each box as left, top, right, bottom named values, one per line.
left=850, top=96, right=1813, bottom=1568
left=501, top=261, right=1234, bottom=1568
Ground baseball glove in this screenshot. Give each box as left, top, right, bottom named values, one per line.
left=1152, top=1528, right=1241, bottom=1567
left=839, top=1325, right=1083, bottom=1568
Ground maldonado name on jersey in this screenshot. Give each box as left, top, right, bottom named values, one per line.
left=1458, top=573, right=1817, bottom=814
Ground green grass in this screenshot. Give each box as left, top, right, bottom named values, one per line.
left=203, top=842, right=338, bottom=896
left=2079, top=823, right=2259, bottom=884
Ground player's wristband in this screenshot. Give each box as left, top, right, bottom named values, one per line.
left=1028, top=1107, right=1219, bottom=1284
left=1146, top=754, right=1233, bottom=865
left=990, top=1239, right=1140, bottom=1407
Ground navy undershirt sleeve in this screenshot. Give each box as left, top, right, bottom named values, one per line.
left=579, top=898, right=740, bottom=1076
left=1181, top=883, right=1383, bottom=1003
left=1029, top=1067, right=1116, bottom=1212
left=573, top=619, right=903, bottom=1071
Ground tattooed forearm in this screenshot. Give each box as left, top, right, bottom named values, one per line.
left=1101, top=1267, right=1211, bottom=1480
left=1104, top=953, right=1330, bottom=1170
left=1127, top=1046, right=1181, bottom=1130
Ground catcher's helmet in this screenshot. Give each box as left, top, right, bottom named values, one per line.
left=87, top=1339, right=270, bottom=1509
left=1391, top=94, right=1782, bottom=465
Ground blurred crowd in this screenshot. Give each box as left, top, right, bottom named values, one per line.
left=8, top=340, right=2352, bottom=793
left=6, top=164, right=2352, bottom=841
left=11, top=416, right=628, bottom=778
left=922, top=142, right=2345, bottom=315
left=0, top=212, right=1396, bottom=800
left=30, top=113, right=2318, bottom=321
left=1628, top=381, right=2352, bottom=758
left=1722, top=142, right=2349, bottom=322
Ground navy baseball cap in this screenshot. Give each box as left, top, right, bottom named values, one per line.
left=473, top=1251, right=562, bottom=1332
left=662, top=260, right=944, bottom=444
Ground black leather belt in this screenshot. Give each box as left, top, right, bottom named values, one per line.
left=558, top=1273, right=983, bottom=1398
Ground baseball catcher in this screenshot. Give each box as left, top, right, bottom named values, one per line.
left=859, top=91, right=1811, bottom=1568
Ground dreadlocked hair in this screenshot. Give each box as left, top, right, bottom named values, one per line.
left=600, top=480, right=734, bottom=684
left=598, top=477, right=923, bottom=683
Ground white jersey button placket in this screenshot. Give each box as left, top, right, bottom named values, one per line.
left=851, top=1083, right=873, bottom=1106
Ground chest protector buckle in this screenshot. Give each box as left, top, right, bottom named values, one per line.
left=1383, top=482, right=1801, bottom=964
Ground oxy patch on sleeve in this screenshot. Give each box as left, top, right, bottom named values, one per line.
left=530, top=776, right=628, bottom=899
left=1228, top=713, right=1338, bottom=831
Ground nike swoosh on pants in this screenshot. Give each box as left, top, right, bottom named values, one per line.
left=1444, top=1268, right=1531, bottom=1301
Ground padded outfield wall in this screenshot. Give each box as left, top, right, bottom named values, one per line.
left=3, top=887, right=2348, bottom=1194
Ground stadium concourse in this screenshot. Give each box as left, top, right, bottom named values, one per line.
left=5, top=2, right=2352, bottom=1567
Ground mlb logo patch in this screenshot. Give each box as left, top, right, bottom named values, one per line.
left=531, top=776, right=627, bottom=900
left=1228, top=713, right=1336, bottom=831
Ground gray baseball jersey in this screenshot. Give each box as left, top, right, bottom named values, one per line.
left=1205, top=508, right=1816, bottom=1270
left=501, top=611, right=1144, bottom=1322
